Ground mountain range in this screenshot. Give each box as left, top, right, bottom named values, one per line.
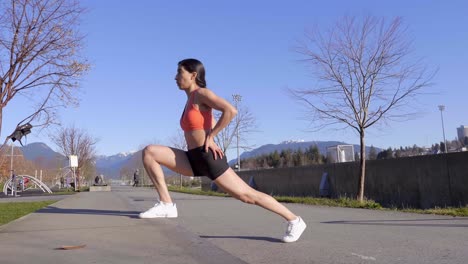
left=95, top=151, right=137, bottom=177
left=19, top=141, right=380, bottom=179
left=21, top=142, right=63, bottom=162
left=18, top=142, right=138, bottom=178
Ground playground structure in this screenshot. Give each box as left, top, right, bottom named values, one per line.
left=54, top=164, right=93, bottom=190
left=3, top=174, right=52, bottom=196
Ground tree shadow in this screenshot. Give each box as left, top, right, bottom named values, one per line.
left=131, top=197, right=220, bottom=202
left=38, top=206, right=141, bottom=218
left=322, top=218, right=468, bottom=227
left=200, top=235, right=282, bottom=243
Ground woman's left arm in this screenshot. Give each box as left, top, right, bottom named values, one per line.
left=197, top=88, right=237, bottom=159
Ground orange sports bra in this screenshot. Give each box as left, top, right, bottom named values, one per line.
left=180, top=89, right=212, bottom=132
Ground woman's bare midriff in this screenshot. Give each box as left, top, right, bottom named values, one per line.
left=184, top=129, right=210, bottom=150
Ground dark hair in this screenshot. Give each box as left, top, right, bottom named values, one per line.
left=178, top=58, right=207, bottom=88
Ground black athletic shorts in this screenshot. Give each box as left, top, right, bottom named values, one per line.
left=186, top=146, right=229, bottom=180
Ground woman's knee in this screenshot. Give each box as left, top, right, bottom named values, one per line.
left=142, top=145, right=162, bottom=162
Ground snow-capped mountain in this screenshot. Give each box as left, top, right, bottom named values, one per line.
left=95, top=151, right=136, bottom=168
left=95, top=151, right=138, bottom=177
left=18, top=142, right=139, bottom=178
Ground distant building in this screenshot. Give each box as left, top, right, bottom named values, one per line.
left=457, top=125, right=468, bottom=143
left=327, top=145, right=355, bottom=163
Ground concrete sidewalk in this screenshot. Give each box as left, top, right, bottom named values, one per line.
left=1, top=186, right=467, bottom=264
left=0, top=186, right=247, bottom=264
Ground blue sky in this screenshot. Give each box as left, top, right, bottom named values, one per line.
left=4, top=0, right=468, bottom=159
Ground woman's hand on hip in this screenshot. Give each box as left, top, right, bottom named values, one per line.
left=204, top=133, right=224, bottom=160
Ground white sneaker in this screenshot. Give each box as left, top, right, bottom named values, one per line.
left=139, top=202, right=178, bottom=218
left=282, top=216, right=306, bottom=243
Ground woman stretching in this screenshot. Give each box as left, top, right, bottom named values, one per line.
left=139, top=58, right=306, bottom=243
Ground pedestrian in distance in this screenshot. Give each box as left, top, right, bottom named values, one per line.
left=133, top=169, right=140, bottom=187
left=139, top=58, right=306, bottom=243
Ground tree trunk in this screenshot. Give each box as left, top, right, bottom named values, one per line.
left=77, top=168, right=81, bottom=191
left=0, top=106, right=3, bottom=138
left=357, top=129, right=366, bottom=202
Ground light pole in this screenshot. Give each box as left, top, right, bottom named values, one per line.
left=438, top=105, right=448, bottom=153
left=8, top=144, right=23, bottom=192
left=10, top=143, right=16, bottom=196
left=10, top=143, right=14, bottom=177
left=232, top=94, right=242, bottom=171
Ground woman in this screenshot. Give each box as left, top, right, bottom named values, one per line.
left=139, top=58, right=306, bottom=243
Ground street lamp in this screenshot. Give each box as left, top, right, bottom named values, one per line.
left=438, top=105, right=447, bottom=153
left=232, top=94, right=242, bottom=171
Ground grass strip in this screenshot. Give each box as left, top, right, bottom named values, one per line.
left=274, top=196, right=382, bottom=209
left=401, top=207, right=468, bottom=217
left=0, top=200, right=57, bottom=226
left=168, top=186, right=229, bottom=197
left=50, top=187, right=89, bottom=195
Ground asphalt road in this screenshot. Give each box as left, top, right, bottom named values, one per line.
left=0, top=186, right=467, bottom=264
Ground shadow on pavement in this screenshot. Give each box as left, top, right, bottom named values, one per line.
left=200, top=235, right=282, bottom=243
left=38, top=206, right=141, bottom=218
left=322, top=218, right=468, bottom=227
left=131, top=197, right=222, bottom=202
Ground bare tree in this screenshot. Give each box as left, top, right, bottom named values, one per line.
left=119, top=166, right=132, bottom=185
left=214, top=99, right=258, bottom=154
left=290, top=16, right=433, bottom=202
left=50, top=125, right=97, bottom=189
left=168, top=129, right=187, bottom=151
left=0, top=0, right=89, bottom=142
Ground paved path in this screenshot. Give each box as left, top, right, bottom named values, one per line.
left=0, top=186, right=467, bottom=263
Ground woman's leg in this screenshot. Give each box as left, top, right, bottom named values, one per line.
left=142, top=145, right=193, bottom=203
left=214, top=168, right=297, bottom=221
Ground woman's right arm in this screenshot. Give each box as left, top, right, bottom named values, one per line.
left=198, top=88, right=237, bottom=138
